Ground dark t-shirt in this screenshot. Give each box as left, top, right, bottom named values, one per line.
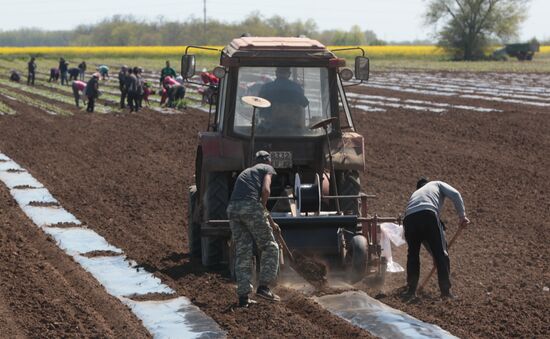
left=85, top=77, right=99, bottom=97
left=230, top=163, right=276, bottom=202
left=258, top=78, right=309, bottom=107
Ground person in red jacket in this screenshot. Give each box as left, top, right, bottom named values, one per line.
left=71, top=80, right=87, bottom=108
left=199, top=71, right=219, bottom=105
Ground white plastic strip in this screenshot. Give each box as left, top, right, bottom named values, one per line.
left=21, top=205, right=81, bottom=227
left=10, top=188, right=58, bottom=206
left=73, top=255, right=174, bottom=297
left=122, top=297, right=225, bottom=339
left=43, top=227, right=123, bottom=255
left=0, top=160, right=22, bottom=171
left=315, top=291, right=457, bottom=339
left=349, top=93, right=501, bottom=113
left=0, top=152, right=225, bottom=338
left=0, top=171, right=44, bottom=188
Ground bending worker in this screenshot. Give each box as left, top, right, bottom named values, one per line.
left=226, top=151, right=280, bottom=308
left=71, top=80, right=87, bottom=108
left=402, top=178, right=470, bottom=300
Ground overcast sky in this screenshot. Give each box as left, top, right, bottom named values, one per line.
left=1, top=0, right=548, bottom=42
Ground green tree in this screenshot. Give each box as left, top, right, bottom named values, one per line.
left=424, top=0, right=531, bottom=60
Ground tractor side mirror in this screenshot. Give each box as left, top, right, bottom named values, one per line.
left=355, top=56, right=370, bottom=81
left=181, top=55, right=196, bottom=79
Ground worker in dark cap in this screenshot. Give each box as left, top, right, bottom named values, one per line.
left=226, top=150, right=280, bottom=307
left=401, top=178, right=470, bottom=300
left=118, top=65, right=128, bottom=109
left=85, top=73, right=100, bottom=112
left=27, top=57, right=36, bottom=86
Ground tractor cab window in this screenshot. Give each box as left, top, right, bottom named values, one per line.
left=234, top=66, right=331, bottom=137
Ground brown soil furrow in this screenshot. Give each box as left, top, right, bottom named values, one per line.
left=1, top=70, right=548, bottom=338
left=0, top=184, right=151, bottom=338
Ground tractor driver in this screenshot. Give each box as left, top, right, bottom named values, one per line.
left=258, top=67, right=309, bottom=133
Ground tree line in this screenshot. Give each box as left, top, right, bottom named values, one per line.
left=0, top=13, right=388, bottom=47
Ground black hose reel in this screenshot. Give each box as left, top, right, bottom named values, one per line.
left=294, top=173, right=321, bottom=214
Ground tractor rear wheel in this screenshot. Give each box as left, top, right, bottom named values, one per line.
left=337, top=170, right=361, bottom=214
left=350, top=235, right=368, bottom=283
left=188, top=185, right=202, bottom=258
left=201, top=171, right=230, bottom=267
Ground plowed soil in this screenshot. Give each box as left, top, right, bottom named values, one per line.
left=0, top=71, right=548, bottom=338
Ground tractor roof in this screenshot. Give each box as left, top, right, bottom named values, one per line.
left=223, top=37, right=335, bottom=59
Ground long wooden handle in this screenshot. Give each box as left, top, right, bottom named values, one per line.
left=274, top=230, right=295, bottom=263
left=418, top=224, right=466, bottom=292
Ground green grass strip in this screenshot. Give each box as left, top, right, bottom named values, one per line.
left=0, top=97, right=16, bottom=115
left=0, top=86, right=69, bottom=115
left=0, top=78, right=113, bottom=114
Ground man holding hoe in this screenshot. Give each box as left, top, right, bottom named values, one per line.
left=226, top=150, right=281, bottom=308
left=402, top=178, right=470, bottom=300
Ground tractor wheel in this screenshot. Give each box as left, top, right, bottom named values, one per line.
left=337, top=170, right=361, bottom=214
left=349, top=235, right=368, bottom=283
left=201, top=171, right=229, bottom=267
left=188, top=185, right=202, bottom=258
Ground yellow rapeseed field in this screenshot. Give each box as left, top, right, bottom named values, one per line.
left=0, top=45, right=446, bottom=58
left=0, top=46, right=222, bottom=57
left=0, top=45, right=548, bottom=58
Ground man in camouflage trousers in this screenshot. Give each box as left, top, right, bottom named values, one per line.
left=227, top=150, right=280, bottom=307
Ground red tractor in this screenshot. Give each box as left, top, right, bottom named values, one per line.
left=184, top=37, right=397, bottom=283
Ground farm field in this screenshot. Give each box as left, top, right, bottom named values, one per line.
left=0, top=58, right=549, bottom=338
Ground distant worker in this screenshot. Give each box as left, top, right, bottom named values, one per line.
left=85, top=73, right=100, bottom=112
left=125, top=67, right=139, bottom=112
left=68, top=67, right=80, bottom=81
left=48, top=68, right=60, bottom=83
left=27, top=57, right=36, bottom=86
left=160, top=60, right=176, bottom=85
left=98, top=65, right=110, bottom=80
left=163, top=76, right=185, bottom=108
left=136, top=67, right=145, bottom=109
left=71, top=80, right=87, bottom=108
left=59, top=57, right=69, bottom=85
left=78, top=61, right=87, bottom=80
left=226, top=150, right=280, bottom=308
left=118, top=65, right=128, bottom=109
left=401, top=178, right=470, bottom=300
left=142, top=82, right=155, bottom=107
left=199, top=70, right=219, bottom=105
left=10, top=70, right=21, bottom=82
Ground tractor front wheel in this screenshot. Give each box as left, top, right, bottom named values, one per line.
left=201, top=172, right=230, bottom=267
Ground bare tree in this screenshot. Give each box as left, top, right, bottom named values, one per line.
left=425, top=0, right=531, bottom=60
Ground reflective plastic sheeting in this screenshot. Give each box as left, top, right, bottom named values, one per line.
left=73, top=255, right=174, bottom=297
left=21, top=205, right=81, bottom=227
left=11, top=188, right=58, bottom=206
left=0, top=160, right=22, bottom=171
left=121, top=297, right=226, bottom=339
left=315, top=291, right=458, bottom=339
left=43, top=227, right=123, bottom=255
left=0, top=171, right=44, bottom=189
left=380, top=223, right=405, bottom=273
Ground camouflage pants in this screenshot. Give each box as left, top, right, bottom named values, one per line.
left=227, top=200, right=279, bottom=297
